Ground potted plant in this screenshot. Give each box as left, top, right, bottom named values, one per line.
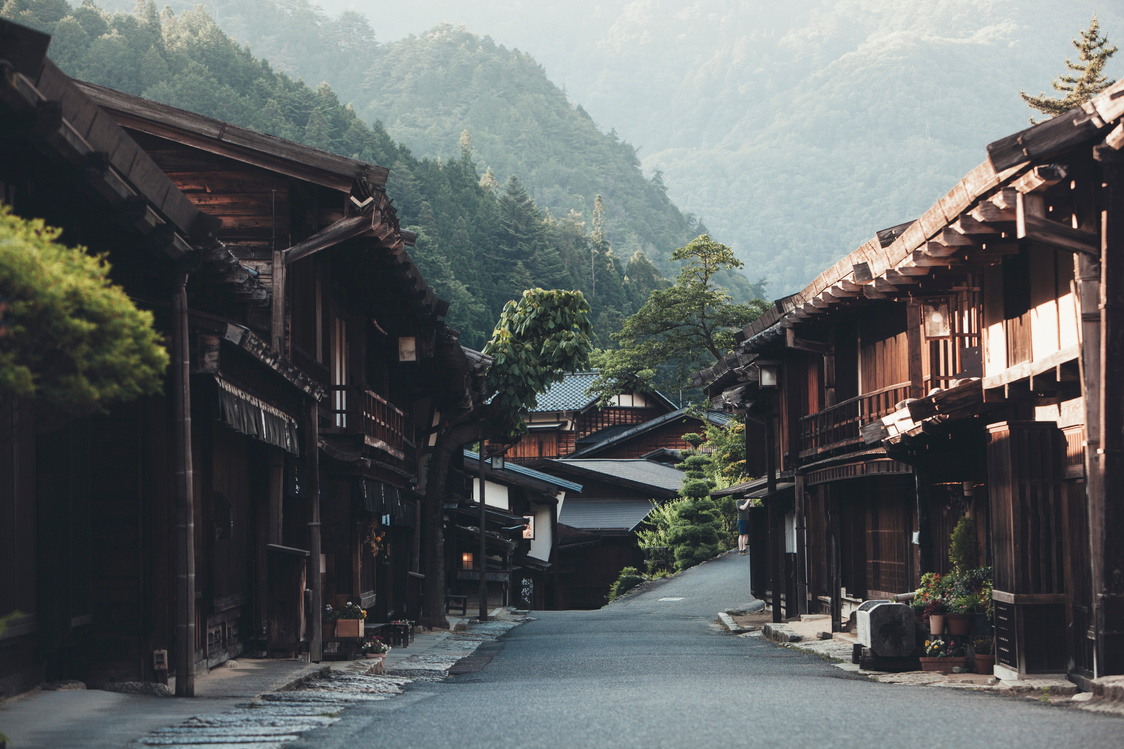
left=914, top=573, right=951, bottom=635
left=919, top=637, right=967, bottom=673
left=335, top=601, right=367, bottom=638
left=972, top=633, right=995, bottom=675
left=322, top=603, right=338, bottom=639
left=362, top=636, right=390, bottom=659
left=946, top=591, right=982, bottom=635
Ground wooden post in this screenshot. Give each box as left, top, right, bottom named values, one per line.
left=479, top=451, right=489, bottom=621
left=769, top=499, right=782, bottom=623
left=172, top=272, right=196, bottom=697
left=828, top=487, right=842, bottom=631
left=914, top=463, right=934, bottom=575
left=795, top=473, right=808, bottom=616
left=306, top=401, right=322, bottom=662
left=1096, top=148, right=1124, bottom=675
left=907, top=302, right=924, bottom=400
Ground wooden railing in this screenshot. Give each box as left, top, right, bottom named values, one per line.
left=799, top=382, right=911, bottom=457
left=328, top=386, right=408, bottom=459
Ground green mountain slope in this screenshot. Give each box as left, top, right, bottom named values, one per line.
left=233, top=0, right=1123, bottom=296
left=2, top=0, right=679, bottom=348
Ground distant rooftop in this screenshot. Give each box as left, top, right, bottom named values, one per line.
left=529, top=372, right=600, bottom=412
left=546, top=458, right=685, bottom=494
left=463, top=450, right=583, bottom=493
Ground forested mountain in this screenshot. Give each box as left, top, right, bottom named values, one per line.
left=0, top=0, right=696, bottom=348
left=145, top=0, right=1122, bottom=295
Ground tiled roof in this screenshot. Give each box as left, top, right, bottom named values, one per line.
left=551, top=459, right=685, bottom=493
left=529, top=372, right=600, bottom=412
left=463, top=451, right=583, bottom=493
left=568, top=408, right=732, bottom=458
left=558, top=498, right=656, bottom=532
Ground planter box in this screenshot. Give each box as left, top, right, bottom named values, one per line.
left=335, top=619, right=364, bottom=638
left=322, top=620, right=335, bottom=639
left=919, top=656, right=967, bottom=673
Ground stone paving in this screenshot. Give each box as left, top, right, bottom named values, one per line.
left=133, top=617, right=524, bottom=748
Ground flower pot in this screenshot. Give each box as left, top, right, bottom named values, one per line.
left=946, top=613, right=971, bottom=635
left=973, top=654, right=995, bottom=675
left=928, top=614, right=945, bottom=636
left=335, top=618, right=364, bottom=638
left=364, top=652, right=386, bottom=660
left=919, top=656, right=967, bottom=673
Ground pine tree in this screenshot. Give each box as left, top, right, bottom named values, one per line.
left=1021, top=14, right=1117, bottom=123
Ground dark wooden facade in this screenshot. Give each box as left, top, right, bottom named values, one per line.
left=702, top=78, right=1124, bottom=686
left=0, top=23, right=477, bottom=698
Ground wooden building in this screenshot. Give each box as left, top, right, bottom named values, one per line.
left=449, top=451, right=582, bottom=612
left=493, top=372, right=717, bottom=463
left=535, top=458, right=684, bottom=609
left=700, top=79, right=1124, bottom=686
left=0, top=22, right=479, bottom=697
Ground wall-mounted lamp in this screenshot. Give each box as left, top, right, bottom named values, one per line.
left=398, top=336, right=417, bottom=362
left=461, top=552, right=474, bottom=570
left=757, top=361, right=780, bottom=389
left=490, top=453, right=505, bottom=471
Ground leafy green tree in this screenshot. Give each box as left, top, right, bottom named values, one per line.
left=420, top=288, right=593, bottom=627
left=592, top=234, right=769, bottom=402
left=0, top=205, right=169, bottom=418
left=1022, top=14, right=1117, bottom=122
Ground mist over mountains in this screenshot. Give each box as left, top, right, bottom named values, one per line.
left=80, top=0, right=1124, bottom=294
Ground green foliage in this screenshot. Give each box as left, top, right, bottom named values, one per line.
left=0, top=205, right=168, bottom=415
left=948, top=515, right=978, bottom=573
left=26, top=0, right=672, bottom=349
left=592, top=235, right=769, bottom=402
left=608, top=566, right=644, bottom=601
left=481, top=288, right=593, bottom=436
left=665, top=496, right=724, bottom=571
left=1022, top=14, right=1117, bottom=122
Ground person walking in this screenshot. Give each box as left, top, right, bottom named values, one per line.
left=736, top=498, right=752, bottom=555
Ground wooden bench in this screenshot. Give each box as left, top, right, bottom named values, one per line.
left=446, top=594, right=468, bottom=616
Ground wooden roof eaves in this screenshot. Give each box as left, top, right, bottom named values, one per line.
left=75, top=80, right=389, bottom=194
left=0, top=51, right=200, bottom=259
left=988, top=80, right=1124, bottom=172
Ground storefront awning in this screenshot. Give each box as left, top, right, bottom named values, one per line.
left=216, top=377, right=300, bottom=455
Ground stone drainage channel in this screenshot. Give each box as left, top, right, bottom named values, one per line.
left=136, top=619, right=523, bottom=748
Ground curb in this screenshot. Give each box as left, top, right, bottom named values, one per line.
left=761, top=623, right=803, bottom=643
left=718, top=612, right=742, bottom=633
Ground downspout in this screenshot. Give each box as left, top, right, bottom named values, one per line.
left=172, top=271, right=196, bottom=697
left=307, top=400, right=322, bottom=662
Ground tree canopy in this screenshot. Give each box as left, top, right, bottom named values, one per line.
left=1022, top=14, right=1117, bottom=122
left=591, top=234, right=769, bottom=403
left=0, top=205, right=168, bottom=417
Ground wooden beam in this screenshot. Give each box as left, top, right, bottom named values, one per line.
left=283, top=213, right=369, bottom=265
left=894, top=265, right=931, bottom=277
left=951, top=214, right=1001, bottom=236
left=1017, top=192, right=1099, bottom=255
left=884, top=269, right=918, bottom=286
left=1012, top=164, right=1068, bottom=194
left=786, top=327, right=833, bottom=355
left=970, top=188, right=1018, bottom=223
left=866, top=283, right=892, bottom=298
left=909, top=250, right=955, bottom=267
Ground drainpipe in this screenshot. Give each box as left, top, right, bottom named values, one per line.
left=172, top=272, right=196, bottom=697
left=307, top=400, right=322, bottom=662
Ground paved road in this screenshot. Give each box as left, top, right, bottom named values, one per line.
left=297, top=552, right=1124, bottom=748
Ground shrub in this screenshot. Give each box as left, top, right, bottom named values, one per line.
left=609, top=566, right=645, bottom=600
left=949, top=515, right=978, bottom=572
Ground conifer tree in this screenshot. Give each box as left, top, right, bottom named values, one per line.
left=1021, top=14, right=1117, bottom=123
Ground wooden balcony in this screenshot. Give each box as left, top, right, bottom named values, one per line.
left=327, top=386, right=408, bottom=460
left=799, top=382, right=911, bottom=458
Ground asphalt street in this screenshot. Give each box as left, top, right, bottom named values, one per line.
left=291, top=552, right=1124, bottom=749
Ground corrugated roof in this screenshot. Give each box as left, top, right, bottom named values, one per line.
left=529, top=372, right=600, bottom=412
left=463, top=451, right=583, bottom=493
left=552, top=459, right=685, bottom=493
left=558, top=498, right=656, bottom=531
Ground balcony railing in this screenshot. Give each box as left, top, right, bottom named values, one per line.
left=328, top=386, right=408, bottom=460
left=799, top=382, right=911, bottom=457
